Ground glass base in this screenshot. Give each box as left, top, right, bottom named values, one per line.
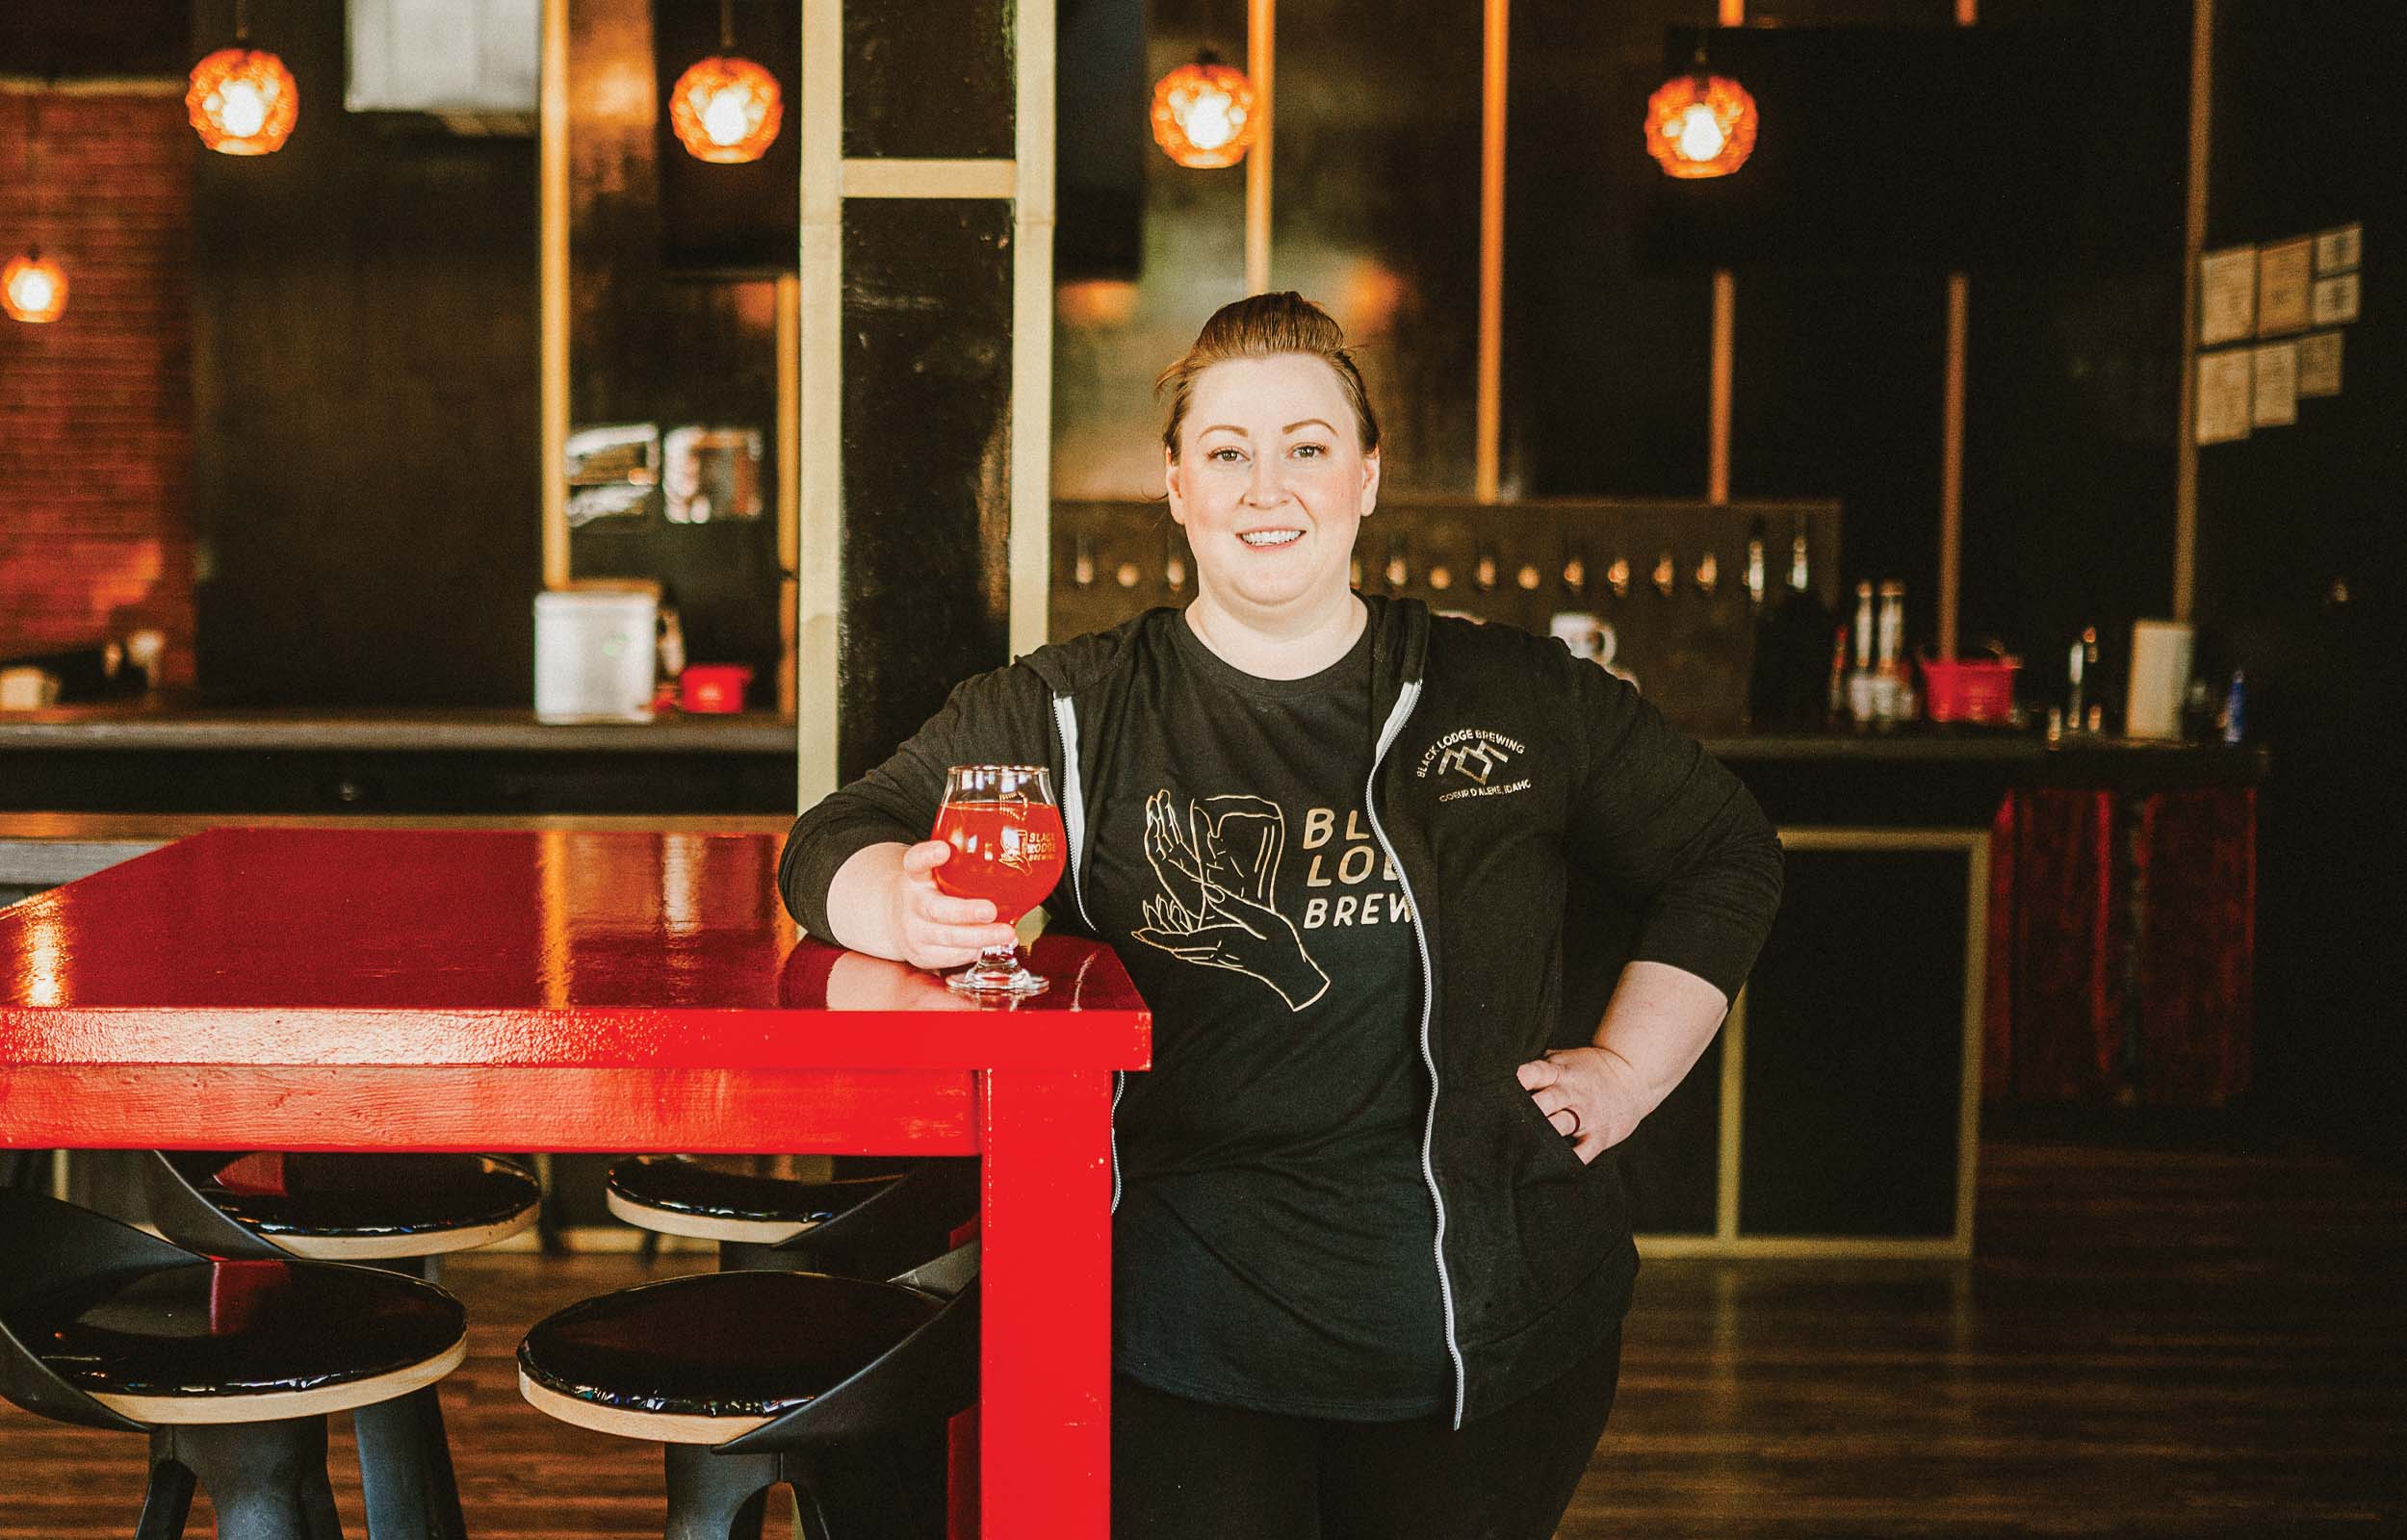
left=945, top=950, right=1049, bottom=997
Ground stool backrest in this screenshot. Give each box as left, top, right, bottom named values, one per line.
left=0, top=1188, right=200, bottom=1432
left=782, top=1157, right=978, bottom=1281
left=142, top=1151, right=292, bottom=1261
left=718, top=1239, right=979, bottom=1455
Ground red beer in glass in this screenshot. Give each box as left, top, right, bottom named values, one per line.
left=931, top=764, right=1066, bottom=995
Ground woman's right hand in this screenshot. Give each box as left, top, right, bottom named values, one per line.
left=825, top=839, right=1026, bottom=968
left=891, top=840, right=1022, bottom=970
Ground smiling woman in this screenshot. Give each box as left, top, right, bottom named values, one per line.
left=784, top=293, right=1782, bottom=1539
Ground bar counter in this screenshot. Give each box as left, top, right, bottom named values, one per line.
left=0, top=710, right=2267, bottom=1256
left=0, top=703, right=2270, bottom=819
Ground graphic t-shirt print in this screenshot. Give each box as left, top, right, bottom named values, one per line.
left=1130, top=788, right=1414, bottom=1012
left=1133, top=790, right=1329, bottom=1011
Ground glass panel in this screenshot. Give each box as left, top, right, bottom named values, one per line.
left=843, top=0, right=1013, bottom=159
left=569, top=0, right=786, bottom=705
left=1510, top=0, right=1717, bottom=497
left=840, top=199, right=1015, bottom=779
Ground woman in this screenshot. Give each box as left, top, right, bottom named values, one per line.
left=781, top=293, right=1782, bottom=1537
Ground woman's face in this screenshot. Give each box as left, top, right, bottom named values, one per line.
left=1165, top=353, right=1380, bottom=622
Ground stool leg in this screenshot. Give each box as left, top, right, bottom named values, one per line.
left=354, top=1386, right=469, bottom=1540
left=133, top=1444, right=197, bottom=1540
left=155, top=1417, right=343, bottom=1540
left=662, top=1444, right=778, bottom=1540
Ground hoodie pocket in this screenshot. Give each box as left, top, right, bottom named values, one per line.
left=1504, top=1082, right=1621, bottom=1301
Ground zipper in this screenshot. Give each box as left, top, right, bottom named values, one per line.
left=1362, top=679, right=1465, bottom=1429
left=1051, top=692, right=1125, bottom=1213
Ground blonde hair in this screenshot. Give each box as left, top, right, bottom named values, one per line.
left=1155, top=292, right=1380, bottom=462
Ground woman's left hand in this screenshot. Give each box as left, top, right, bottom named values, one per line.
left=1515, top=1047, right=1647, bottom=1166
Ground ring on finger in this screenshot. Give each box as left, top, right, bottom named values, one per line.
left=1559, top=1105, right=1583, bottom=1140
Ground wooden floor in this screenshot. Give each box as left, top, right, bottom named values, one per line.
left=3, top=1137, right=2402, bottom=1537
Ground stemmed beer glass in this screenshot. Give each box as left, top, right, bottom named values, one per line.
left=931, top=764, right=1067, bottom=996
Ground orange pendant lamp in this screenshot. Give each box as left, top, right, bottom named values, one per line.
left=3, top=250, right=68, bottom=325
left=670, top=0, right=784, bottom=164
left=1645, top=41, right=1757, bottom=180
left=188, top=1, right=298, bottom=156
left=7, top=96, right=67, bottom=324
left=1151, top=51, right=1258, bottom=168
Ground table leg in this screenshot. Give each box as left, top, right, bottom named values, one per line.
left=978, top=1067, right=1112, bottom=1540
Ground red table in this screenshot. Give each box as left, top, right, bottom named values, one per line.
left=0, top=826, right=1150, bottom=1539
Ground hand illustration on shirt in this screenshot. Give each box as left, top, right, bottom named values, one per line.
left=1131, top=790, right=1331, bottom=1011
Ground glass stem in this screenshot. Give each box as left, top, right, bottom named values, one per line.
left=977, top=942, right=1019, bottom=968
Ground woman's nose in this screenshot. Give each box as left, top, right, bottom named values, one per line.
left=1245, top=457, right=1285, bottom=504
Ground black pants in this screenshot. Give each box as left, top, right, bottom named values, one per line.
left=1111, top=1325, right=1622, bottom=1540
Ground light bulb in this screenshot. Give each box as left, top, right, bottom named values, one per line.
left=1183, top=91, right=1236, bottom=151
left=702, top=90, right=750, bottom=145
left=13, top=270, right=56, bottom=313
left=220, top=80, right=269, bottom=139
left=1676, top=105, right=1725, bottom=162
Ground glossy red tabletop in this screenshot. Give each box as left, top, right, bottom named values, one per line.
left=0, top=827, right=1147, bottom=1071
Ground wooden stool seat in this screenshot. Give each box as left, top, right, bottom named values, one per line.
left=34, top=1256, right=467, bottom=1425
left=176, top=1152, right=540, bottom=1259
left=515, top=1270, right=943, bottom=1443
left=604, top=1155, right=894, bottom=1245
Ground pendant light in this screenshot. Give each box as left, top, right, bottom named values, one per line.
left=1151, top=50, right=1258, bottom=168
left=2, top=251, right=68, bottom=326
left=188, top=0, right=298, bottom=156
left=1644, top=39, right=1757, bottom=180
left=6, top=94, right=67, bottom=324
left=669, top=0, right=784, bottom=164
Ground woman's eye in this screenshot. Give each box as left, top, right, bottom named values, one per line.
left=1207, top=447, right=1245, bottom=463
left=1292, top=443, right=1327, bottom=459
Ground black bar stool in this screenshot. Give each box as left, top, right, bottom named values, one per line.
left=143, top=1152, right=541, bottom=1540
left=515, top=1242, right=978, bottom=1540
left=606, top=1155, right=975, bottom=1277
left=0, top=1189, right=469, bottom=1540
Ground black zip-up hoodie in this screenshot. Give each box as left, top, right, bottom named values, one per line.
left=781, top=596, right=1783, bottom=1426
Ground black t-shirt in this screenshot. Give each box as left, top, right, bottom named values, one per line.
left=1088, top=612, right=1449, bottom=1420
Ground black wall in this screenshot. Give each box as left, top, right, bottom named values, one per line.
left=191, top=0, right=543, bottom=706
left=2192, top=0, right=2406, bottom=1159
left=1514, top=1, right=2187, bottom=670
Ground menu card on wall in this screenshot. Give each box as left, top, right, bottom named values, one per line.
left=2256, top=240, right=2313, bottom=336
left=2195, top=349, right=2253, bottom=444
left=2296, top=331, right=2343, bottom=398
left=2199, top=246, right=2258, bottom=346
left=2250, top=343, right=2298, bottom=427
left=2314, top=222, right=2362, bottom=274
left=2311, top=272, right=2361, bottom=326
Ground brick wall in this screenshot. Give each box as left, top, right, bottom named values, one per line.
left=0, top=88, right=194, bottom=687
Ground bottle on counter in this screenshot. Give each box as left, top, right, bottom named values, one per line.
left=2066, top=626, right=2098, bottom=732
left=1743, top=516, right=1831, bottom=731
left=1872, top=580, right=1909, bottom=723
left=1846, top=581, right=1877, bottom=725
left=2218, top=669, right=2246, bottom=744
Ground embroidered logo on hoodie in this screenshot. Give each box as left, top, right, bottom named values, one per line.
left=1416, top=728, right=1533, bottom=802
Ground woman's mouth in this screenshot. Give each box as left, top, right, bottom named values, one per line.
left=1238, top=528, right=1304, bottom=548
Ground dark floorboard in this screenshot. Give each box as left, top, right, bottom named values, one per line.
left=4, top=1139, right=2402, bottom=1536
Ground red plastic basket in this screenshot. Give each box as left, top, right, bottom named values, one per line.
left=1919, top=656, right=2019, bottom=724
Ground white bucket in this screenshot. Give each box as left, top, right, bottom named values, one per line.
left=534, top=589, right=658, bottom=723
